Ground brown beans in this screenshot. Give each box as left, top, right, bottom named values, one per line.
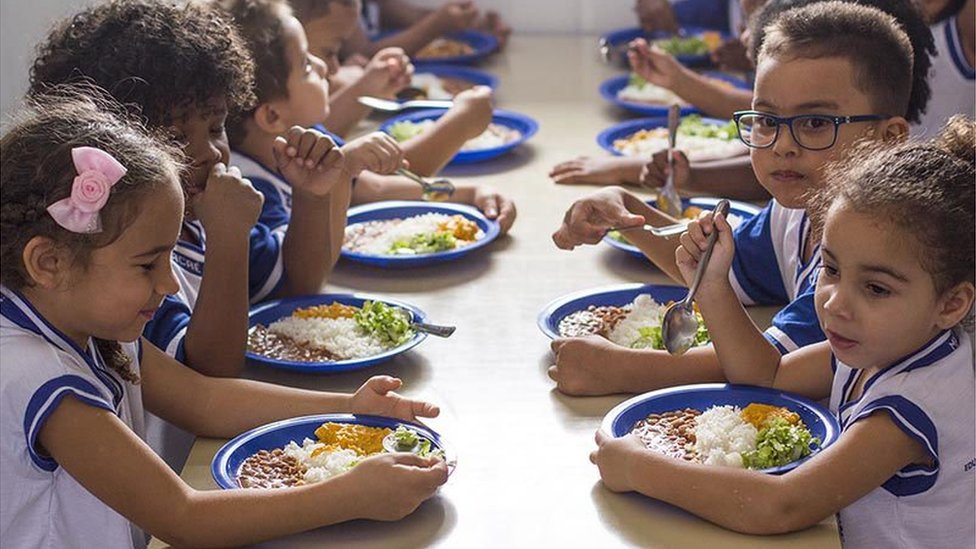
left=557, top=305, right=630, bottom=338
left=238, top=450, right=308, bottom=489
left=247, top=325, right=337, bottom=363
left=630, top=408, right=702, bottom=461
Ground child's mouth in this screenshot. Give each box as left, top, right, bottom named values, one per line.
left=770, top=170, right=805, bottom=182
left=139, top=308, right=158, bottom=320
left=825, top=329, right=858, bottom=351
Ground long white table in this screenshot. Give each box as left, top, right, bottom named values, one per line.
left=150, top=35, right=839, bottom=549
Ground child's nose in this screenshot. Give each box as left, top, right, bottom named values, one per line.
left=822, top=286, right=851, bottom=318
left=157, top=259, right=180, bottom=296
left=772, top=125, right=800, bottom=157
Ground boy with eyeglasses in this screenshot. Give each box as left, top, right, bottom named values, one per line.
left=548, top=1, right=912, bottom=396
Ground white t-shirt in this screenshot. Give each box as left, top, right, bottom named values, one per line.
left=0, top=287, right=147, bottom=548
left=829, top=329, right=975, bottom=549
left=914, top=16, right=975, bottom=137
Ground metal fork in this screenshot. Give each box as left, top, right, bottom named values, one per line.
left=358, top=96, right=454, bottom=112
left=609, top=219, right=690, bottom=238
left=656, top=103, right=684, bottom=218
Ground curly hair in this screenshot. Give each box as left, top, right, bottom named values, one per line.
left=29, top=0, right=256, bottom=127
left=1, top=85, right=185, bottom=381
left=748, top=0, right=933, bottom=124
left=810, top=116, right=975, bottom=296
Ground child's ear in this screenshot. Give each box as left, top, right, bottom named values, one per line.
left=21, top=236, right=72, bottom=290
left=935, top=281, right=975, bottom=329
left=881, top=116, right=910, bottom=143
left=253, top=102, right=289, bottom=135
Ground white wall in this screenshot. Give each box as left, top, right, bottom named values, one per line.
left=0, top=0, right=638, bottom=117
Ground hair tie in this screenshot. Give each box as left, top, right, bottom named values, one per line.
left=46, top=146, right=127, bottom=233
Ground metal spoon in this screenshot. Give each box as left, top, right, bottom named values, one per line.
left=411, top=321, right=456, bottom=338
left=609, top=219, right=691, bottom=238
left=598, top=37, right=613, bottom=64
left=397, top=167, right=456, bottom=202
left=660, top=199, right=730, bottom=355
left=656, top=104, right=684, bottom=218
left=358, top=96, right=454, bottom=112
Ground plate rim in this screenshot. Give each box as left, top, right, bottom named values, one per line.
left=536, top=282, right=688, bottom=339
left=596, top=115, right=737, bottom=157
left=410, top=29, right=499, bottom=65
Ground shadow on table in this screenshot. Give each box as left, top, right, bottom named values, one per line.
left=252, top=495, right=457, bottom=548
left=331, top=237, right=511, bottom=293
left=599, top=246, right=664, bottom=283
left=244, top=351, right=434, bottom=393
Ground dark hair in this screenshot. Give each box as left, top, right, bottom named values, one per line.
left=750, top=0, right=929, bottom=124
left=929, top=0, right=967, bottom=23
left=812, top=116, right=975, bottom=297
left=221, top=0, right=293, bottom=147
left=289, top=0, right=359, bottom=22
left=29, top=0, right=256, bottom=127
left=1, top=86, right=185, bottom=381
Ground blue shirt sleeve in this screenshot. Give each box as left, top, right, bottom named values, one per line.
left=672, top=0, right=730, bottom=33
left=731, top=202, right=789, bottom=305
left=142, top=295, right=190, bottom=362
left=248, top=223, right=285, bottom=304
left=763, top=284, right=825, bottom=354
left=251, top=176, right=291, bottom=233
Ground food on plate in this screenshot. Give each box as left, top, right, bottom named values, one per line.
left=399, top=73, right=477, bottom=100
left=557, top=294, right=709, bottom=350
left=615, top=73, right=735, bottom=106
left=653, top=32, right=721, bottom=56
left=612, top=115, right=745, bottom=160
left=630, top=403, right=820, bottom=469
left=247, top=301, right=414, bottom=362
left=344, top=212, right=484, bottom=256
left=237, top=422, right=442, bottom=488
left=417, top=37, right=474, bottom=59
left=388, top=119, right=521, bottom=151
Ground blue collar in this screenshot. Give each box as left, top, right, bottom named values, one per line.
left=945, top=16, right=975, bottom=80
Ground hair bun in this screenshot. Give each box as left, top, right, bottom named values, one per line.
left=937, top=115, right=975, bottom=165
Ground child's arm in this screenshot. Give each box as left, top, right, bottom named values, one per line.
left=628, top=39, right=752, bottom=120
left=591, top=405, right=929, bottom=534
left=183, top=163, right=264, bottom=377
left=353, top=1, right=478, bottom=58
left=640, top=152, right=769, bottom=201
left=399, top=86, right=493, bottom=176
left=325, top=48, right=413, bottom=138
left=549, top=156, right=645, bottom=186
left=552, top=187, right=686, bottom=283
left=350, top=172, right=517, bottom=234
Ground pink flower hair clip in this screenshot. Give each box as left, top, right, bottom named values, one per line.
left=46, top=146, right=127, bottom=233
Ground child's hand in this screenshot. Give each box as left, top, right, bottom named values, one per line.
left=552, top=188, right=644, bottom=250
left=710, top=37, right=752, bottom=73
left=674, top=209, right=735, bottom=294
left=361, top=48, right=414, bottom=98
left=627, top=39, right=684, bottom=90
left=590, top=430, right=647, bottom=492
left=548, top=336, right=638, bottom=395
left=192, top=162, right=263, bottom=239
left=635, top=0, right=679, bottom=34
left=550, top=156, right=635, bottom=186
left=475, top=10, right=511, bottom=48
left=469, top=184, right=516, bottom=234
left=639, top=149, right=691, bottom=190
left=448, top=86, right=493, bottom=140
left=273, top=127, right=346, bottom=198
left=349, top=376, right=440, bottom=422
left=431, top=1, right=479, bottom=34
left=340, top=132, right=405, bottom=176
left=341, top=452, right=448, bottom=521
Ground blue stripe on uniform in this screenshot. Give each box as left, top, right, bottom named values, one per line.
left=24, top=375, right=114, bottom=471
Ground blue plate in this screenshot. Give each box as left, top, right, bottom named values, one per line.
left=406, top=65, right=498, bottom=98
left=380, top=109, right=538, bottom=165
left=212, top=414, right=453, bottom=489
left=603, top=197, right=761, bottom=259
left=600, top=26, right=729, bottom=67
left=599, top=72, right=749, bottom=117
left=341, top=200, right=501, bottom=267
left=601, top=383, right=841, bottom=474
left=596, top=116, right=735, bottom=157
left=537, top=283, right=689, bottom=339
left=247, top=293, right=428, bottom=373
left=405, top=30, right=498, bottom=65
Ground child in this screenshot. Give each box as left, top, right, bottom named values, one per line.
left=347, top=0, right=511, bottom=59
left=0, top=89, right=448, bottom=549
left=228, top=0, right=517, bottom=235
left=549, top=2, right=912, bottom=396
left=915, top=0, right=974, bottom=136
left=292, top=0, right=503, bottom=178
left=592, top=116, right=975, bottom=547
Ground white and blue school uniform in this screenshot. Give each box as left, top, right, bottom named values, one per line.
left=729, top=200, right=824, bottom=354
left=673, top=0, right=738, bottom=34
left=829, top=329, right=975, bottom=549
left=915, top=16, right=975, bottom=137
left=0, top=287, right=147, bottom=549
left=232, top=125, right=347, bottom=232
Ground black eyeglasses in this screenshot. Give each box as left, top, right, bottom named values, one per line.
left=732, top=110, right=887, bottom=151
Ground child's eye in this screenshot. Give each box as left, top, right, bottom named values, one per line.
left=797, top=117, right=832, bottom=132
left=210, top=125, right=225, bottom=138
left=865, top=283, right=890, bottom=297
left=820, top=264, right=839, bottom=278
left=139, top=263, right=156, bottom=272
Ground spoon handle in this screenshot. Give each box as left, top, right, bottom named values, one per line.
left=396, top=167, right=431, bottom=191
left=412, top=321, right=456, bottom=338
left=683, top=199, right=730, bottom=306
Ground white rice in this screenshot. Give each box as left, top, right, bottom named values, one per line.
left=693, top=406, right=757, bottom=468
left=607, top=294, right=668, bottom=348
left=346, top=213, right=483, bottom=255
left=617, top=82, right=686, bottom=105
left=461, top=123, right=520, bottom=151
left=268, top=316, right=386, bottom=359
left=410, top=73, right=453, bottom=100
left=282, top=438, right=360, bottom=483
left=613, top=129, right=746, bottom=161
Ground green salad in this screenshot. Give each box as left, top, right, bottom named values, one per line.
left=606, top=230, right=630, bottom=244
left=390, top=231, right=457, bottom=255
left=354, top=301, right=414, bottom=347
left=654, top=35, right=709, bottom=56
left=679, top=115, right=737, bottom=141
left=630, top=311, right=709, bottom=350
left=391, top=426, right=445, bottom=458
left=387, top=120, right=430, bottom=142
left=743, top=417, right=821, bottom=469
